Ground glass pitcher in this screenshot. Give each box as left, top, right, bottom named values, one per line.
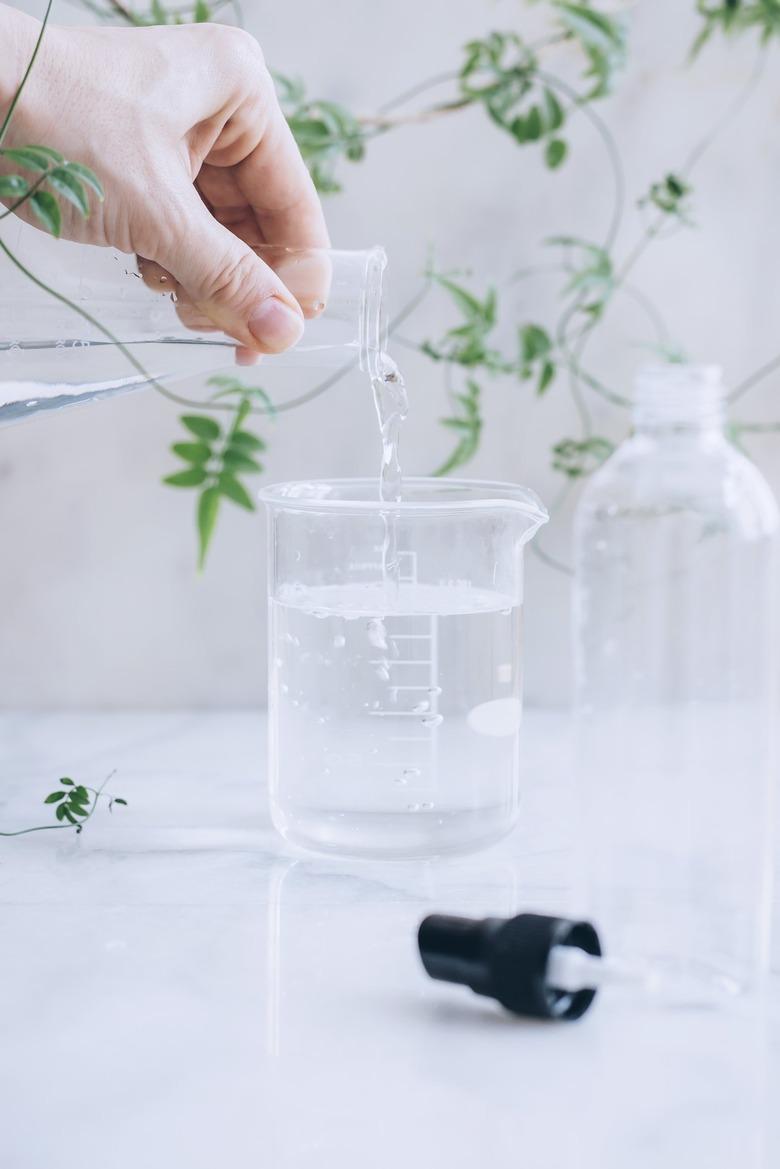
left=0, top=231, right=385, bottom=422
left=261, top=478, right=548, bottom=858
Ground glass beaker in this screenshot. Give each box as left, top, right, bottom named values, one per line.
left=573, top=364, right=779, bottom=1005
left=0, top=237, right=385, bottom=422
left=261, top=478, right=548, bottom=858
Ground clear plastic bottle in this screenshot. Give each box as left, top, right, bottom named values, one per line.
left=573, top=364, right=778, bottom=1005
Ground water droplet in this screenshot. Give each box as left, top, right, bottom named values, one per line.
left=403, top=767, right=421, bottom=778
left=274, top=657, right=284, bottom=669
left=317, top=715, right=328, bottom=725
left=333, top=634, right=346, bottom=648
left=420, top=802, right=434, bottom=811
left=412, top=700, right=429, bottom=714
left=407, top=803, right=420, bottom=813
left=371, top=700, right=381, bottom=710
left=280, top=683, right=289, bottom=695
left=421, top=714, right=444, bottom=729
left=427, top=686, right=442, bottom=697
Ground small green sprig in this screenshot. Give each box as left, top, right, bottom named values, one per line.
left=551, top=2, right=628, bottom=99
left=0, top=146, right=104, bottom=236
left=692, top=0, right=780, bottom=55
left=422, top=273, right=512, bottom=373
left=274, top=73, right=365, bottom=194
left=434, top=378, right=483, bottom=477
left=641, top=172, right=694, bottom=224
left=552, top=435, right=615, bottom=477
left=459, top=33, right=569, bottom=167
left=519, top=323, right=556, bottom=394
left=0, top=771, right=126, bottom=838
left=548, top=235, right=615, bottom=321
left=164, top=376, right=271, bottom=569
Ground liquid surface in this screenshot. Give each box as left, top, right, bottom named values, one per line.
left=269, top=583, right=523, bottom=857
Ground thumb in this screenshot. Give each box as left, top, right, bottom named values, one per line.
left=151, top=188, right=305, bottom=355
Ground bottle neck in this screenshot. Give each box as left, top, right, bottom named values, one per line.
left=632, top=364, right=726, bottom=437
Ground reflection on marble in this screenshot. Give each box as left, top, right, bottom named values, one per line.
left=0, top=712, right=777, bottom=1168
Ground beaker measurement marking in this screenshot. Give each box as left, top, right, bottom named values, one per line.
left=369, top=659, right=432, bottom=667
left=382, top=684, right=432, bottom=692
left=368, top=710, right=433, bottom=719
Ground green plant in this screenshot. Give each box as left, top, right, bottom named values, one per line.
left=4, top=0, right=780, bottom=573
left=164, top=376, right=271, bottom=568
left=0, top=771, right=127, bottom=838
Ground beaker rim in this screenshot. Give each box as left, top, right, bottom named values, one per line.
left=259, top=477, right=549, bottom=520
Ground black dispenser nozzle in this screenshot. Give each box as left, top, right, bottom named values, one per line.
left=418, top=912, right=602, bottom=1022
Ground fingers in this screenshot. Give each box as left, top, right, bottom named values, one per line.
left=148, top=185, right=305, bottom=353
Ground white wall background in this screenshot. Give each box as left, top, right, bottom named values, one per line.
left=2, top=0, right=780, bottom=708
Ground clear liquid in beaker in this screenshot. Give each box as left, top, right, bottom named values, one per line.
left=269, top=581, right=523, bottom=857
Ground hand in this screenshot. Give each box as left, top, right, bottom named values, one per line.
left=2, top=12, right=330, bottom=356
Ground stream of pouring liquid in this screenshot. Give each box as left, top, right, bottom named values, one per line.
left=370, top=353, right=408, bottom=592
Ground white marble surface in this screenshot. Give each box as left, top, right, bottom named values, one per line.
left=0, top=711, right=778, bottom=1168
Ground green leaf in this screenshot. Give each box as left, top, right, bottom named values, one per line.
left=164, top=467, right=208, bottom=488
left=524, top=105, right=543, bottom=141
left=30, top=190, right=61, bottom=237
left=113, top=798, right=128, bottom=806
left=150, top=0, right=169, bottom=22
left=47, top=168, right=90, bottom=217
left=520, top=324, right=552, bottom=365
left=60, top=777, right=74, bottom=786
left=1, top=146, right=62, bottom=172
left=229, top=430, right=266, bottom=453
left=197, top=487, right=221, bottom=570
left=194, top=0, right=211, bottom=19
left=181, top=415, right=221, bottom=441
left=172, top=441, right=211, bottom=465
left=218, top=473, right=256, bottom=511
left=63, top=162, right=104, bottom=200
left=542, top=88, right=565, bottom=133
left=433, top=276, right=486, bottom=321
left=44, top=791, right=66, bottom=804
left=222, top=450, right=262, bottom=474
left=56, top=803, right=69, bottom=821
left=545, top=138, right=568, bottom=169
left=72, top=786, right=90, bottom=803
left=537, top=360, right=556, bottom=395
left=0, top=174, right=29, bottom=198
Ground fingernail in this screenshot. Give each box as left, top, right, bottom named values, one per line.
left=248, top=297, right=304, bottom=353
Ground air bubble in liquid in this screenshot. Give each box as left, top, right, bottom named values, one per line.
left=284, top=633, right=300, bottom=647
left=427, top=686, right=443, bottom=697
left=412, top=700, right=430, bottom=714
left=333, top=634, right=346, bottom=648
left=421, top=714, right=444, bottom=728
left=407, top=803, right=421, bottom=813
left=376, top=664, right=390, bottom=682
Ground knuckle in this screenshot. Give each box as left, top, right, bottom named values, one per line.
left=207, top=249, right=269, bottom=311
